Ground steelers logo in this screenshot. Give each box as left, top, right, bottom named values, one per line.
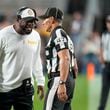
left=28, top=9, right=34, bottom=16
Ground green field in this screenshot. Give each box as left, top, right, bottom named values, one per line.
left=11, top=74, right=110, bottom=110
left=72, top=75, right=88, bottom=110
left=33, top=74, right=110, bottom=110
left=33, top=75, right=88, bottom=110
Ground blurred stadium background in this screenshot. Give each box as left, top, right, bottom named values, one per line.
left=0, top=0, right=110, bottom=110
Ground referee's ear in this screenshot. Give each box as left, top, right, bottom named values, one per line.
left=51, top=17, right=56, bottom=24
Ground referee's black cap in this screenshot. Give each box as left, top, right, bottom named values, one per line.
left=39, top=7, right=64, bottom=20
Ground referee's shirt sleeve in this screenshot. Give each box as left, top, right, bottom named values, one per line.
left=54, top=29, right=68, bottom=52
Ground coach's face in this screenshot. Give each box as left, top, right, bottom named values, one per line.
left=42, top=17, right=53, bottom=32
left=18, top=18, right=35, bottom=34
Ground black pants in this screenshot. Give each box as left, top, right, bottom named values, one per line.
left=44, top=72, right=75, bottom=110
left=0, top=78, right=34, bottom=110
left=98, top=64, right=110, bottom=110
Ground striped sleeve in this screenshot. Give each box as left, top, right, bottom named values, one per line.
left=54, top=29, right=68, bottom=52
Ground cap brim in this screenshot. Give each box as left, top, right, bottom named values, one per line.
left=23, top=17, right=38, bottom=21
left=38, top=15, right=49, bottom=19
left=39, top=15, right=63, bottom=20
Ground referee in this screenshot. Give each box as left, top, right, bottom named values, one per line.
left=98, top=15, right=110, bottom=110
left=39, top=7, right=78, bottom=110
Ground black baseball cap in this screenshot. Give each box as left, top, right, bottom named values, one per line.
left=39, top=7, right=64, bottom=20
left=17, top=6, right=38, bottom=21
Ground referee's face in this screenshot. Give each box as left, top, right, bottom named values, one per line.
left=42, top=17, right=53, bottom=32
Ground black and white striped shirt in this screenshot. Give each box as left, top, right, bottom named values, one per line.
left=101, top=32, right=110, bottom=62
left=46, top=26, right=75, bottom=73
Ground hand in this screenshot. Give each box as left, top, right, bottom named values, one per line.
left=57, top=84, right=68, bottom=102
left=37, top=85, right=44, bottom=100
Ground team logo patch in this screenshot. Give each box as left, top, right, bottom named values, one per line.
left=55, top=37, right=67, bottom=45
left=28, top=9, right=34, bottom=16
left=25, top=39, right=37, bottom=46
